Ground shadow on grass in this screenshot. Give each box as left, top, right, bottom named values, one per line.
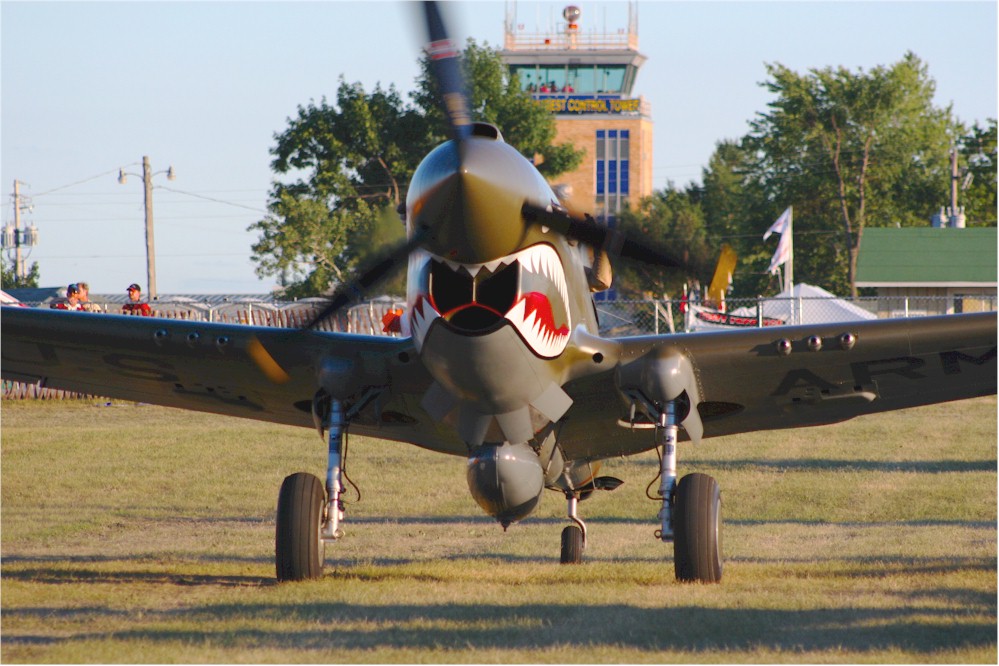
left=0, top=559, right=274, bottom=588
left=3, top=600, right=995, bottom=655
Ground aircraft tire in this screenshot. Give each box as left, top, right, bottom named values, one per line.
left=673, top=472, right=722, bottom=583
left=560, top=525, right=584, bottom=564
left=275, top=472, right=325, bottom=581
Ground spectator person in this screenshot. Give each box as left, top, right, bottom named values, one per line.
left=121, top=283, right=152, bottom=316
left=50, top=283, right=84, bottom=311
left=76, top=281, right=102, bottom=313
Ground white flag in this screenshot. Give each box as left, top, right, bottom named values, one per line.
left=764, top=207, right=792, bottom=275
left=763, top=206, right=792, bottom=241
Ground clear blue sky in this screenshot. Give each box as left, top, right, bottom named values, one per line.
left=2, top=1, right=995, bottom=294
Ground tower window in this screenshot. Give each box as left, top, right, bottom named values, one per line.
left=595, top=130, right=630, bottom=215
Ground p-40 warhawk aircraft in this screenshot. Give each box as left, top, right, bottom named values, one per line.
left=2, top=3, right=996, bottom=584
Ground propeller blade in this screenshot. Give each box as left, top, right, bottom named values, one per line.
left=303, top=226, right=429, bottom=331
left=423, top=1, right=472, bottom=143
left=269, top=2, right=463, bottom=339
left=248, top=335, right=291, bottom=384
left=521, top=201, right=704, bottom=274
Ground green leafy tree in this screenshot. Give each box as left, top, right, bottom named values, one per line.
left=250, top=80, right=423, bottom=299
left=411, top=40, right=583, bottom=176
left=251, top=40, right=581, bottom=298
left=614, top=186, right=714, bottom=299
left=697, top=141, right=779, bottom=297
left=620, top=55, right=988, bottom=301
left=1, top=257, right=40, bottom=289
left=958, top=119, right=998, bottom=226
left=743, top=53, right=957, bottom=295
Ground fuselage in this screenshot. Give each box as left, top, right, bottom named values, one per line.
left=403, top=130, right=604, bottom=447
left=401, top=128, right=609, bottom=523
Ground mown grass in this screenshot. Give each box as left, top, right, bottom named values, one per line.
left=2, top=396, right=996, bottom=663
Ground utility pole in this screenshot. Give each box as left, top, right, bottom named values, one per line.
left=946, top=147, right=966, bottom=228
left=3, top=180, right=38, bottom=284
left=14, top=180, right=23, bottom=280
left=951, top=146, right=959, bottom=216
left=119, top=156, right=174, bottom=300
left=142, top=156, right=157, bottom=300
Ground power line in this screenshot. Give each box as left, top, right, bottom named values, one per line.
left=156, top=185, right=268, bottom=213
left=30, top=166, right=138, bottom=198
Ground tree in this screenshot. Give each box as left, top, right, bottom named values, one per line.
left=411, top=40, right=583, bottom=177
left=958, top=119, right=998, bottom=226
left=744, top=53, right=956, bottom=295
left=697, top=141, right=778, bottom=297
left=249, top=80, right=423, bottom=299
left=619, top=55, right=987, bottom=301
left=614, top=186, right=714, bottom=299
left=1, top=257, right=40, bottom=290
left=251, top=40, right=582, bottom=298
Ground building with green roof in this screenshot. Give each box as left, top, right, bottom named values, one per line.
left=856, top=227, right=997, bottom=315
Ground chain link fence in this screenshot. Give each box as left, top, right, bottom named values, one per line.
left=9, top=296, right=408, bottom=334
left=596, top=293, right=997, bottom=336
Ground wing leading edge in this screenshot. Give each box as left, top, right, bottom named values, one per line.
left=556, top=312, right=997, bottom=459
left=0, top=307, right=462, bottom=452
left=3, top=307, right=995, bottom=461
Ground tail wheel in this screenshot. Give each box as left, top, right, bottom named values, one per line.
left=275, top=472, right=326, bottom=581
left=560, top=525, right=584, bottom=564
left=673, top=472, right=722, bottom=583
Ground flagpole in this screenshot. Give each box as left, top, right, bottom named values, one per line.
left=785, top=206, right=793, bottom=295
left=764, top=206, right=793, bottom=294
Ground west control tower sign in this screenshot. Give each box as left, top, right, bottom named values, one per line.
left=535, top=96, right=645, bottom=114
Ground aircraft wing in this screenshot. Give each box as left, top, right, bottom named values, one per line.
left=4, top=307, right=995, bottom=462
left=556, top=312, right=997, bottom=459
left=0, top=307, right=462, bottom=452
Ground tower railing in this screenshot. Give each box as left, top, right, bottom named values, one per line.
left=504, top=31, right=638, bottom=51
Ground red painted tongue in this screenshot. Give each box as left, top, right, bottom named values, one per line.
left=521, top=292, right=569, bottom=336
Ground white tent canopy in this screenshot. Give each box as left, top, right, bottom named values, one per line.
left=690, top=283, right=876, bottom=331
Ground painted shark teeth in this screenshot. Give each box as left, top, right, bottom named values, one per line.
left=407, top=244, right=571, bottom=358
left=504, top=294, right=570, bottom=358
left=439, top=255, right=512, bottom=278
left=406, top=294, right=440, bottom=350
left=519, top=244, right=569, bottom=315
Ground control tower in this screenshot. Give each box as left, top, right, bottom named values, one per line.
left=500, top=2, right=652, bottom=225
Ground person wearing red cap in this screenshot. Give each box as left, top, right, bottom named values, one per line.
left=50, top=284, right=84, bottom=311
left=121, top=283, right=152, bottom=316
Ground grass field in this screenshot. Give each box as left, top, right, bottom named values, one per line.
left=2, top=396, right=996, bottom=663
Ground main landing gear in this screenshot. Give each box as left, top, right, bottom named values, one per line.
left=555, top=398, right=721, bottom=582
left=655, top=400, right=722, bottom=583
left=273, top=395, right=720, bottom=583
left=275, top=398, right=347, bottom=582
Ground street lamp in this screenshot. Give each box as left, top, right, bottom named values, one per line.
left=117, top=156, right=175, bottom=299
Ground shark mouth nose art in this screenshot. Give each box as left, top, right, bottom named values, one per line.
left=408, top=244, right=571, bottom=358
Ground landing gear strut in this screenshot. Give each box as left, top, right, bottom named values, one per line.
left=275, top=398, right=347, bottom=582
left=654, top=399, right=722, bottom=583
left=655, top=403, right=679, bottom=541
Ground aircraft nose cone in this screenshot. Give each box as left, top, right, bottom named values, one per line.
left=407, top=138, right=538, bottom=264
